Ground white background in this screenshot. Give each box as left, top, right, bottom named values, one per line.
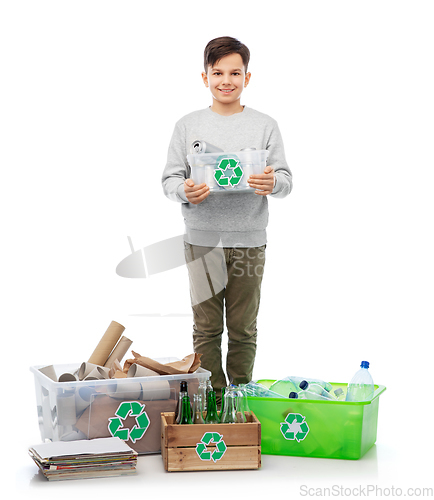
left=2, top=0, right=433, bottom=497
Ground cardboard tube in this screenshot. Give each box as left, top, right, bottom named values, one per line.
left=141, top=380, right=171, bottom=400
left=109, top=380, right=142, bottom=400
left=57, top=393, right=77, bottom=425
left=75, top=386, right=95, bottom=414
left=84, top=366, right=110, bottom=381
left=104, top=336, right=133, bottom=368
left=58, top=372, right=78, bottom=382
left=88, top=320, right=125, bottom=366
left=78, top=362, right=99, bottom=380
left=42, top=396, right=53, bottom=440
left=127, top=364, right=159, bottom=378
left=97, top=366, right=110, bottom=379
left=39, top=365, right=57, bottom=382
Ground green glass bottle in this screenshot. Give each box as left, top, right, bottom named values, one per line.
left=178, top=395, right=193, bottom=425
left=175, top=380, right=188, bottom=424
left=205, top=390, right=220, bottom=424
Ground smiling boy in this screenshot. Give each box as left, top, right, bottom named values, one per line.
left=162, top=37, right=292, bottom=404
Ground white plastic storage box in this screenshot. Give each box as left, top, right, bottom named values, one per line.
left=187, top=150, right=269, bottom=193
left=30, top=359, right=211, bottom=455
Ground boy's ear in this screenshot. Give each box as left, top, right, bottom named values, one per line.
left=201, top=72, right=209, bottom=87
left=244, top=72, right=251, bottom=87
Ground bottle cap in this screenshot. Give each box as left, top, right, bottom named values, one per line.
left=288, top=392, right=298, bottom=399
left=334, top=388, right=344, bottom=396
left=180, top=380, right=188, bottom=392
left=360, top=361, right=370, bottom=369
left=299, top=380, right=308, bottom=390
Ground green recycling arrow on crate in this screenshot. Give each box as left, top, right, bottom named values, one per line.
left=108, top=401, right=150, bottom=444
left=214, top=157, right=244, bottom=187
left=280, top=413, right=309, bottom=442
left=196, top=432, right=227, bottom=462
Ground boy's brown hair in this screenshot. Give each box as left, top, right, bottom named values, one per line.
left=204, top=36, right=250, bottom=73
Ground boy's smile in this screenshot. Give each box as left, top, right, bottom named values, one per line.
left=202, top=53, right=251, bottom=115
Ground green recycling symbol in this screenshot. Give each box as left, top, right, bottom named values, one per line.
left=108, top=401, right=150, bottom=444
left=196, top=432, right=227, bottom=462
left=214, top=157, right=244, bottom=187
left=280, top=413, right=309, bottom=442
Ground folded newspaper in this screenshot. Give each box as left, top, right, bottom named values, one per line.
left=29, top=437, right=138, bottom=481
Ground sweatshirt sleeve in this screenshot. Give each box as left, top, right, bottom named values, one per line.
left=267, top=121, right=293, bottom=198
left=162, top=121, right=190, bottom=203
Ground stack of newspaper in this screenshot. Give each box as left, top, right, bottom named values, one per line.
left=29, top=437, right=138, bottom=480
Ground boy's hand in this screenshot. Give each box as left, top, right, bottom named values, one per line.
left=184, top=179, right=210, bottom=204
left=248, top=165, right=275, bottom=196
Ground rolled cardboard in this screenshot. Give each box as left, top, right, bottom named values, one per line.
left=58, top=372, right=78, bottom=382
left=83, top=366, right=110, bottom=381
left=88, top=320, right=125, bottom=366
left=127, top=363, right=159, bottom=378
left=104, top=336, right=133, bottom=368
left=39, top=365, right=57, bottom=382
left=109, top=380, right=142, bottom=400
left=141, top=380, right=171, bottom=400
left=59, top=428, right=87, bottom=441
left=42, top=396, right=53, bottom=440
left=78, top=362, right=99, bottom=380
left=57, top=393, right=77, bottom=426
left=108, top=379, right=170, bottom=401
left=75, top=386, right=96, bottom=414
left=97, top=366, right=110, bottom=379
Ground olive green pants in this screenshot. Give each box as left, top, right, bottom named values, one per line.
left=184, top=243, right=266, bottom=402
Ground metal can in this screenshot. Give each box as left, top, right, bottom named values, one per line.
left=190, top=140, right=224, bottom=155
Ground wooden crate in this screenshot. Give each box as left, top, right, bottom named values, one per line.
left=161, top=411, right=261, bottom=471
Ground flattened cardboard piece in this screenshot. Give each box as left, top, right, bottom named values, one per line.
left=108, top=359, right=123, bottom=379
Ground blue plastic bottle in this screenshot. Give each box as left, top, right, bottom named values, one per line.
left=345, top=361, right=375, bottom=402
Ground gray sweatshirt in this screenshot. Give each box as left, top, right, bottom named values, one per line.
left=162, top=106, right=292, bottom=247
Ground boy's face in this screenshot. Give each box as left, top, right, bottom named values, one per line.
left=202, top=53, right=251, bottom=108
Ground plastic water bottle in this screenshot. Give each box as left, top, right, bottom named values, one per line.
left=244, top=381, right=286, bottom=398
left=270, top=376, right=332, bottom=397
left=345, top=361, right=374, bottom=402
left=298, top=381, right=337, bottom=401
left=334, top=388, right=345, bottom=401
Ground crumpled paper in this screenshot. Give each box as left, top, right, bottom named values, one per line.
left=123, top=352, right=202, bottom=375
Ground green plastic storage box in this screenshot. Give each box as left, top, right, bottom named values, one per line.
left=247, top=380, right=386, bottom=460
